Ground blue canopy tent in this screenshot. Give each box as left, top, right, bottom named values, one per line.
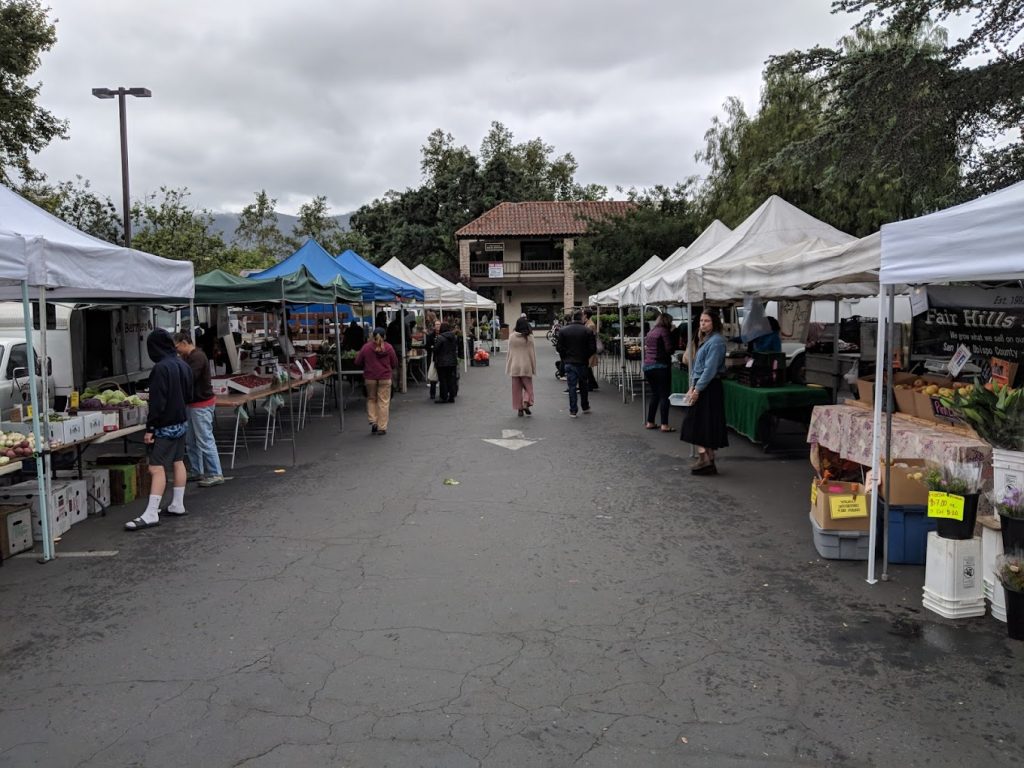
left=334, top=249, right=423, bottom=301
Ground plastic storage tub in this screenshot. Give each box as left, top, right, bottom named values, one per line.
left=809, top=511, right=871, bottom=560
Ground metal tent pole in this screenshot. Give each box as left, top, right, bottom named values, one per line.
left=281, top=295, right=297, bottom=467
left=640, top=304, right=647, bottom=421
left=333, top=299, right=343, bottom=431
left=22, top=283, right=52, bottom=562
left=833, top=299, right=840, bottom=403
left=399, top=299, right=407, bottom=394
left=882, top=286, right=897, bottom=582
left=618, top=304, right=626, bottom=404
left=865, top=285, right=889, bottom=585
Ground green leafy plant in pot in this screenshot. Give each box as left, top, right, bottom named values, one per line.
left=995, top=552, right=1024, bottom=641
left=919, top=461, right=984, bottom=540
left=991, top=486, right=1024, bottom=552
left=939, top=380, right=1024, bottom=451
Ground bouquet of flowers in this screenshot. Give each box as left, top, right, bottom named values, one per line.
left=996, top=552, right=1024, bottom=593
left=919, top=460, right=985, bottom=496
left=940, top=379, right=1024, bottom=450
left=992, top=486, right=1024, bottom=520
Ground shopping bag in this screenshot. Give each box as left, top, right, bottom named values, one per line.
left=427, top=361, right=438, bottom=383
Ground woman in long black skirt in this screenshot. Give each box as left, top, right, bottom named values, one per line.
left=681, top=310, right=728, bottom=475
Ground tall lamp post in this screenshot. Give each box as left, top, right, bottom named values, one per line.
left=92, top=87, right=151, bottom=248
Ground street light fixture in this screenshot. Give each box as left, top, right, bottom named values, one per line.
left=92, top=87, right=152, bottom=248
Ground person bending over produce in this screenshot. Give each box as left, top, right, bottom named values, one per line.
left=125, top=329, right=193, bottom=531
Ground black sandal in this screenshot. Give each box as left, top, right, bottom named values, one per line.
left=125, top=517, right=160, bottom=531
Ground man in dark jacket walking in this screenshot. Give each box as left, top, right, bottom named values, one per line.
left=556, top=311, right=597, bottom=417
left=125, top=328, right=193, bottom=531
left=433, top=323, right=460, bottom=404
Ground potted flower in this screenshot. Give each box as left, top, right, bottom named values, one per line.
left=995, top=552, right=1024, bottom=641
left=919, top=461, right=984, bottom=540
left=942, top=382, right=1024, bottom=504
left=991, top=486, right=1024, bottom=552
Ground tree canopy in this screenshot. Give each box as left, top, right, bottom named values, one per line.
left=0, top=0, right=67, bottom=186
left=350, top=122, right=607, bottom=273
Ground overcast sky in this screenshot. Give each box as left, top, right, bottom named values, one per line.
left=30, top=1, right=868, bottom=216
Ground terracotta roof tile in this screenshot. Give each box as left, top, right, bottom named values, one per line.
left=455, top=201, right=634, bottom=238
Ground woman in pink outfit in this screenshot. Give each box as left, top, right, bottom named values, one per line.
left=505, top=317, right=537, bottom=416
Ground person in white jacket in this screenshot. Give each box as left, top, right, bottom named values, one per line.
left=505, top=317, right=537, bottom=416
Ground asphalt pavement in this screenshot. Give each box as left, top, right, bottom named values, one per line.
left=0, top=341, right=1022, bottom=767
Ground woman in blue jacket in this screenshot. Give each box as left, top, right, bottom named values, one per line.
left=682, top=309, right=728, bottom=475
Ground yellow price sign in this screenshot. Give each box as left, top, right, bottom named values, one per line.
left=810, top=482, right=819, bottom=505
left=828, top=494, right=868, bottom=519
left=927, top=491, right=965, bottom=521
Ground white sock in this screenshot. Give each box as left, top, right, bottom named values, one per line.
left=143, top=494, right=161, bottom=522
left=169, top=486, right=186, bottom=512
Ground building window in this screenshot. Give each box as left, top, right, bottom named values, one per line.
left=521, top=240, right=556, bottom=262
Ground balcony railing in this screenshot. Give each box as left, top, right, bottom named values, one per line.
left=469, top=260, right=565, bottom=278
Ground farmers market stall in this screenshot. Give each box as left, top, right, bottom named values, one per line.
left=723, top=379, right=832, bottom=446
left=0, top=182, right=194, bottom=561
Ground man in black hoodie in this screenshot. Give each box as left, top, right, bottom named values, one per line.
left=125, top=328, right=193, bottom=531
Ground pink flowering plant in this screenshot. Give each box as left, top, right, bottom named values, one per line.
left=992, top=486, right=1024, bottom=520
left=996, top=553, right=1024, bottom=593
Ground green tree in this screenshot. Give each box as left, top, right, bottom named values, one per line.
left=234, top=189, right=293, bottom=262
left=350, top=123, right=606, bottom=272
left=0, top=0, right=67, bottom=185
left=570, top=184, right=701, bottom=290
left=20, top=175, right=122, bottom=243
left=293, top=195, right=344, bottom=253
left=833, top=0, right=1024, bottom=196
left=131, top=187, right=230, bottom=275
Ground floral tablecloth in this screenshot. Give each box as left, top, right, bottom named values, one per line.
left=807, top=404, right=992, bottom=467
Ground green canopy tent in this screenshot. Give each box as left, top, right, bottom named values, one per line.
left=192, top=266, right=361, bottom=447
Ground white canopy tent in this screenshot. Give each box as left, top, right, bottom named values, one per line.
left=645, top=196, right=856, bottom=306
left=865, top=180, right=1024, bottom=584
left=619, top=220, right=732, bottom=306
left=696, top=233, right=882, bottom=301
left=588, top=255, right=663, bottom=306
left=381, top=257, right=468, bottom=306
left=0, top=183, right=196, bottom=562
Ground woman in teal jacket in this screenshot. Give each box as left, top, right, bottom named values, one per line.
left=682, top=309, right=728, bottom=475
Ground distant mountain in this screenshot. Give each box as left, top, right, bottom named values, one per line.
left=209, top=211, right=353, bottom=244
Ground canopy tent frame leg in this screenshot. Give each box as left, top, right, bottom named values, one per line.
left=22, top=282, right=53, bottom=562
left=865, top=285, right=891, bottom=585
left=333, top=301, right=343, bottom=431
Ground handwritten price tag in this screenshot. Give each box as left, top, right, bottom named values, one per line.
left=828, top=494, right=868, bottom=519
left=927, top=491, right=965, bottom=521
left=810, top=482, right=818, bottom=505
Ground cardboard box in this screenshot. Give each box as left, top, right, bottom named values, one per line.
left=81, top=411, right=105, bottom=439
left=211, top=376, right=233, bottom=396
left=910, top=375, right=954, bottom=421
left=0, top=504, right=33, bottom=558
left=55, top=468, right=110, bottom=515
left=990, top=357, right=1018, bottom=389
left=0, top=482, right=70, bottom=540
left=857, top=372, right=917, bottom=409
left=103, top=464, right=137, bottom=506
left=53, top=478, right=88, bottom=526
left=101, top=411, right=120, bottom=432
left=119, top=407, right=141, bottom=428
left=811, top=479, right=870, bottom=532
left=880, top=459, right=930, bottom=506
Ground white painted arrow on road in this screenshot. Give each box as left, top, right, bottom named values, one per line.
left=482, top=429, right=542, bottom=451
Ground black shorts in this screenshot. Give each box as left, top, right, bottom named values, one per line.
left=147, top=434, right=186, bottom=470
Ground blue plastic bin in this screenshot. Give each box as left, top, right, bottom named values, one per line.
left=878, top=499, right=936, bottom=565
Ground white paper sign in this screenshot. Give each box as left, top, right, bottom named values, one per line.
left=910, top=287, right=929, bottom=317
left=947, top=344, right=972, bottom=377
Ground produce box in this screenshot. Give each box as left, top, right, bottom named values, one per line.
left=48, top=414, right=85, bottom=445
left=879, top=459, right=930, bottom=506
left=210, top=376, right=232, bottom=396
left=227, top=375, right=274, bottom=395
left=0, top=504, right=33, bottom=559
left=810, top=479, right=870, bottom=532
left=101, top=464, right=137, bottom=506
left=81, top=411, right=105, bottom=439
left=118, top=407, right=141, bottom=428
left=910, top=375, right=954, bottom=421
left=55, top=468, right=110, bottom=515
left=53, top=478, right=88, bottom=526
left=101, top=411, right=121, bottom=432
left=0, top=482, right=70, bottom=540
left=0, top=425, right=36, bottom=462
left=857, top=372, right=917, bottom=408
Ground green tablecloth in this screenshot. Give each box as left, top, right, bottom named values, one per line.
left=722, top=379, right=832, bottom=442
left=671, top=367, right=689, bottom=394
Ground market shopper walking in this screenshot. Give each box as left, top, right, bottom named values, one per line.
left=556, top=311, right=597, bottom=418
left=173, top=332, right=224, bottom=486
left=433, top=322, right=459, bottom=404
left=681, top=310, right=728, bottom=475
left=584, top=309, right=600, bottom=391
left=506, top=317, right=537, bottom=416
left=355, top=327, right=399, bottom=435
left=424, top=319, right=441, bottom=400
left=125, top=329, right=193, bottom=530
left=643, top=312, right=675, bottom=432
